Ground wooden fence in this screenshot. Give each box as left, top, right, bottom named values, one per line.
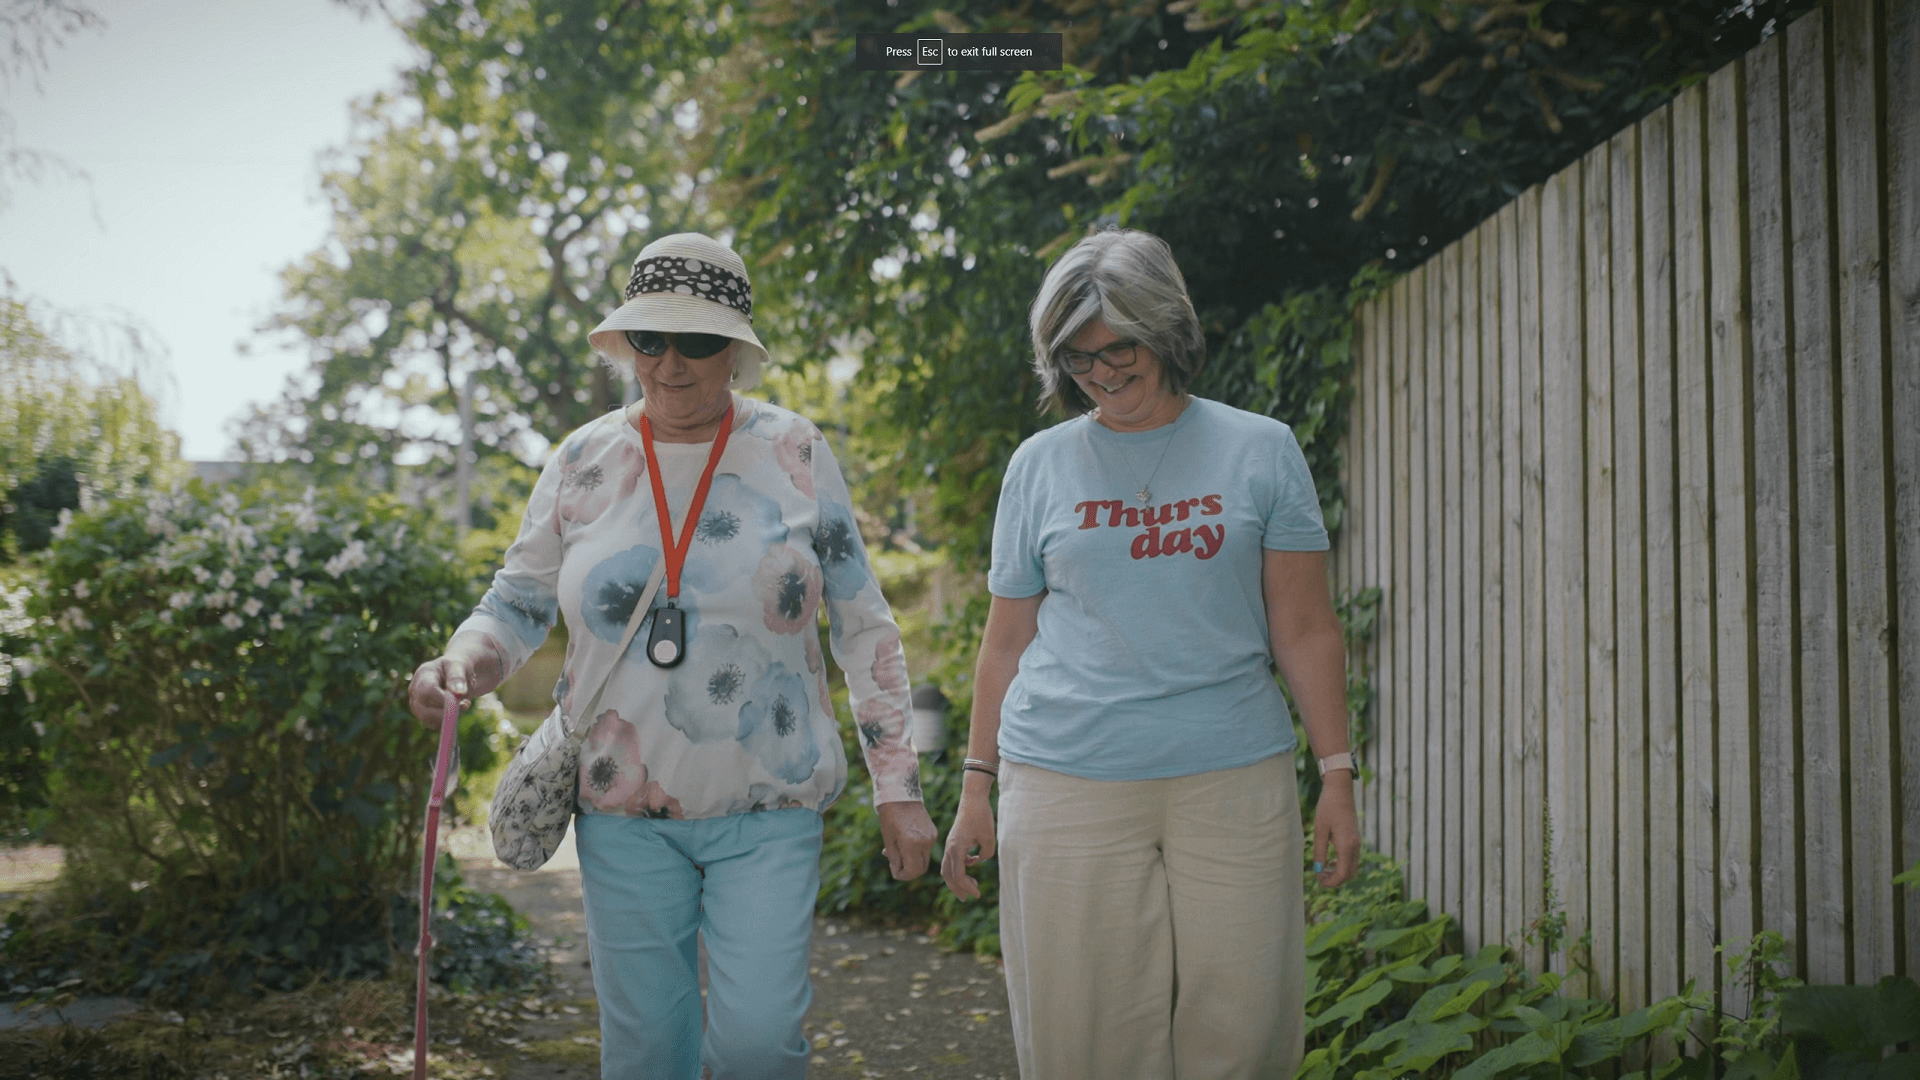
left=1334, top=0, right=1918, bottom=1015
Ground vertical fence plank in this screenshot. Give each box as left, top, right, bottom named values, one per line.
left=1501, top=201, right=1530, bottom=957
left=1641, top=100, right=1687, bottom=1014
left=1675, top=81, right=1722, bottom=1015
left=1886, top=0, right=1920, bottom=981
left=1458, top=231, right=1485, bottom=956
left=1542, top=165, right=1590, bottom=984
left=1708, top=61, right=1760, bottom=1014
left=1393, top=278, right=1415, bottom=873
left=1353, top=301, right=1372, bottom=839
left=1426, top=262, right=1447, bottom=916
left=1442, top=244, right=1467, bottom=939
left=1344, top=357, right=1359, bottom=591
left=1518, top=186, right=1549, bottom=973
left=1372, top=293, right=1395, bottom=850
left=1582, top=143, right=1619, bottom=1003
left=1745, top=33, right=1804, bottom=977
left=1409, top=265, right=1432, bottom=903
left=1610, top=121, right=1651, bottom=1016
left=1785, top=9, right=1850, bottom=986
left=1834, top=0, right=1898, bottom=985
left=1481, top=215, right=1508, bottom=952
left=1351, top=295, right=1367, bottom=834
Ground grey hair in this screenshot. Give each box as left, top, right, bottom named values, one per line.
left=1028, top=228, right=1205, bottom=417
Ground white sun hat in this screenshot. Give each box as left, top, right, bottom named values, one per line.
left=588, top=232, right=769, bottom=391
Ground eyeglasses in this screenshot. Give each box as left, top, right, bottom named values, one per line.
left=1056, top=340, right=1140, bottom=374
left=625, top=330, right=732, bottom=360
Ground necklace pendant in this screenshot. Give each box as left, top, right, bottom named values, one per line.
left=1136, top=487, right=1151, bottom=506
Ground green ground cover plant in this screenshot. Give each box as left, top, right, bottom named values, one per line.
left=1296, top=855, right=1920, bottom=1080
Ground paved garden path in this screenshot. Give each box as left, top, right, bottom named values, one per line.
left=452, top=824, right=1019, bottom=1080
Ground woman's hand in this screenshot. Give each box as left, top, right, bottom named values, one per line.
left=940, top=788, right=997, bottom=901
left=408, top=655, right=474, bottom=729
left=877, top=801, right=938, bottom=880
left=1313, top=772, right=1362, bottom=888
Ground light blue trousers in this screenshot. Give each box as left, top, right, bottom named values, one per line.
left=574, top=808, right=822, bottom=1080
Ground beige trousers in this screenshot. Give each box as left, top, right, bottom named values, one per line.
left=996, top=754, right=1306, bottom=1080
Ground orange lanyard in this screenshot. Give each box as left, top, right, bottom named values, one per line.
left=639, top=406, right=733, bottom=600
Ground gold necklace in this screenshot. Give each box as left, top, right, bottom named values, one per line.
left=1095, top=395, right=1188, bottom=505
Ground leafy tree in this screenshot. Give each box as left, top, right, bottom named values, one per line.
left=244, top=0, right=745, bottom=492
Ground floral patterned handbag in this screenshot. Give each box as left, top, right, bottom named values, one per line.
left=488, top=559, right=665, bottom=870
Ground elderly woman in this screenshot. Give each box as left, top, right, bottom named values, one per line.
left=940, top=228, right=1361, bottom=1080
left=410, top=232, right=937, bottom=1080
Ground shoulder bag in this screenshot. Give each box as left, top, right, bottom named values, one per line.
left=488, top=559, right=665, bottom=870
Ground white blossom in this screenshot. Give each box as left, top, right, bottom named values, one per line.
left=217, top=492, right=240, bottom=514
left=57, top=607, right=91, bottom=632
left=268, top=614, right=284, bottom=631
left=51, top=508, right=74, bottom=540
left=289, top=578, right=304, bottom=599
left=71, top=580, right=90, bottom=599
left=284, top=546, right=302, bottom=569
left=241, top=597, right=263, bottom=618
left=216, top=569, right=236, bottom=590
left=220, top=612, right=244, bottom=631
left=168, top=591, right=195, bottom=610
left=319, top=625, right=333, bottom=642
left=191, top=565, right=212, bottom=585
left=324, top=539, right=369, bottom=579
left=158, top=610, right=173, bottom=624
left=252, top=565, right=278, bottom=588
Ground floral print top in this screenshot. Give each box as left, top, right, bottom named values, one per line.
left=454, top=396, right=920, bottom=821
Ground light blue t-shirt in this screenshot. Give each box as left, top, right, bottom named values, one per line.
left=987, top=397, right=1329, bottom=781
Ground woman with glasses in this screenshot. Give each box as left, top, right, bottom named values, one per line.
left=409, top=232, right=936, bottom=1079
left=940, top=228, right=1360, bottom=1080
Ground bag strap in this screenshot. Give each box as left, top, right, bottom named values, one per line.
left=562, top=556, right=667, bottom=743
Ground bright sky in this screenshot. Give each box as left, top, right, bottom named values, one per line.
left=1, top=0, right=417, bottom=461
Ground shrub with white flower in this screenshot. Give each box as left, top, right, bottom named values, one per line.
left=22, top=479, right=480, bottom=993
left=0, top=581, right=44, bottom=834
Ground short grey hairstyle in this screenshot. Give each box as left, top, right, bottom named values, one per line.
left=1028, top=228, right=1205, bottom=417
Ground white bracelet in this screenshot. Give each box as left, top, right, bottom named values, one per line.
left=1317, top=752, right=1355, bottom=777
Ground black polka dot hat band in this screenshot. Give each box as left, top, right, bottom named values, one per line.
left=588, top=232, right=768, bottom=390
left=623, top=254, right=753, bottom=317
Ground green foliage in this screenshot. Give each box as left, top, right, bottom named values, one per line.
left=7, top=480, right=479, bottom=999
left=245, top=0, right=740, bottom=491
left=0, top=284, right=182, bottom=561
left=1294, top=848, right=1685, bottom=1080
left=714, top=0, right=1816, bottom=568
left=1298, top=854, right=1920, bottom=1080
left=0, top=575, right=43, bottom=838
left=1715, top=931, right=1804, bottom=1064
left=1773, top=977, right=1920, bottom=1079
left=1895, top=858, right=1920, bottom=890
left=406, top=855, right=543, bottom=994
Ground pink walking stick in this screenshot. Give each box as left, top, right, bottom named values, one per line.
left=414, top=695, right=460, bottom=1080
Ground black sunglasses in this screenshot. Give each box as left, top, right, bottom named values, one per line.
left=625, top=329, right=732, bottom=360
